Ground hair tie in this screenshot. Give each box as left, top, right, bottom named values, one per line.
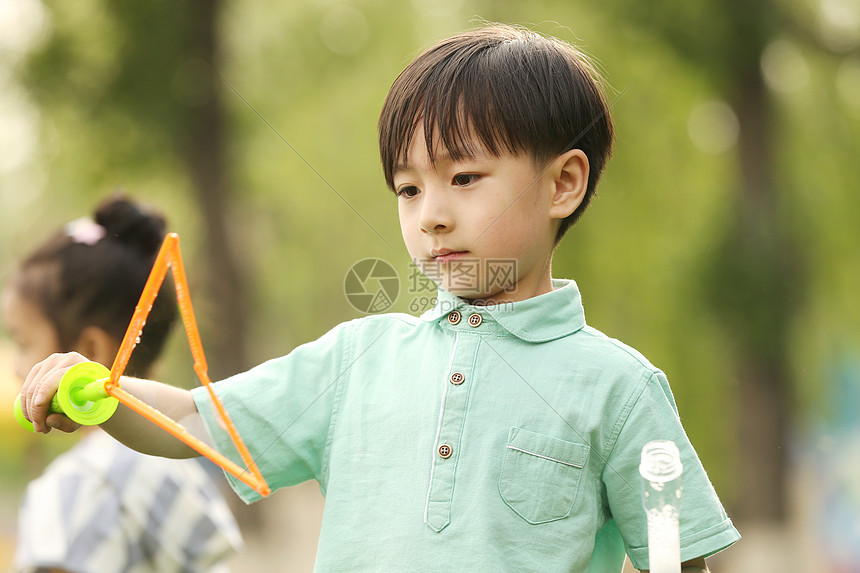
left=65, top=217, right=106, bottom=246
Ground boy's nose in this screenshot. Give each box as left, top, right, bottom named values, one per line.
left=418, top=188, right=452, bottom=234
left=420, top=220, right=448, bottom=234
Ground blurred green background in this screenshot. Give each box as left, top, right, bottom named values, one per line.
left=0, top=0, right=858, bottom=570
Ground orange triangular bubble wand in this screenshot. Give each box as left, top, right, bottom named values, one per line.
left=102, top=233, right=270, bottom=497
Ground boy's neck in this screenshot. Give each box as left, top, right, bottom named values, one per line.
left=463, top=260, right=555, bottom=306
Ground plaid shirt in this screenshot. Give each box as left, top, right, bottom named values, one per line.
left=15, top=430, right=243, bottom=573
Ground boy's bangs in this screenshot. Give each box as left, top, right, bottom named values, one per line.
left=420, top=77, right=519, bottom=165
left=381, top=42, right=529, bottom=188
left=387, top=90, right=519, bottom=184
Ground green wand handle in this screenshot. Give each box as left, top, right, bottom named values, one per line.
left=13, top=362, right=119, bottom=432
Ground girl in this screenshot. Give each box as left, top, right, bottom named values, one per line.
left=3, top=196, right=243, bottom=573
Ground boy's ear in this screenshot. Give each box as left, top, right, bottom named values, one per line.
left=73, top=326, right=119, bottom=368
left=548, top=149, right=589, bottom=220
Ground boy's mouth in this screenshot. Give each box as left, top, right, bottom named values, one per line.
left=431, top=249, right=470, bottom=263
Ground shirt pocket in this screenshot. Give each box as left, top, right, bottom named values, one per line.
left=498, top=427, right=589, bottom=524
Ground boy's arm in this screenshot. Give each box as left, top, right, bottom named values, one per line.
left=99, top=377, right=204, bottom=458
left=20, top=352, right=202, bottom=458
left=640, top=556, right=710, bottom=572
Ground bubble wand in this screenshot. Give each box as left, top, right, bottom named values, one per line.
left=640, top=440, right=683, bottom=573
left=14, top=233, right=270, bottom=497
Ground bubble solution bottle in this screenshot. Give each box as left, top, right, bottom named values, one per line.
left=639, top=440, right=683, bottom=573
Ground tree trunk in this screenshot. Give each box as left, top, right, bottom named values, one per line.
left=183, top=0, right=248, bottom=380
left=726, top=61, right=796, bottom=523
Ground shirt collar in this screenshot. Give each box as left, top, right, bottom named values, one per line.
left=420, top=279, right=587, bottom=342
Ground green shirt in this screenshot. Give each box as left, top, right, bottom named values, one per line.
left=192, top=279, right=739, bottom=571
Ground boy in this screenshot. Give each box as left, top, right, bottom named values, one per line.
left=20, top=24, right=739, bottom=572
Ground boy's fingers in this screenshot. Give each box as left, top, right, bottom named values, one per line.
left=20, top=359, right=53, bottom=427
left=20, top=359, right=49, bottom=417
left=46, top=413, right=81, bottom=433
left=29, top=366, right=66, bottom=433
left=21, top=352, right=87, bottom=433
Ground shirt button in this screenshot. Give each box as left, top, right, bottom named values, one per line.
left=468, top=313, right=483, bottom=327
left=438, top=444, right=453, bottom=459
left=450, top=372, right=465, bottom=385
left=447, top=311, right=462, bottom=325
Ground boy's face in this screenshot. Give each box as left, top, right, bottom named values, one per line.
left=394, top=127, right=563, bottom=304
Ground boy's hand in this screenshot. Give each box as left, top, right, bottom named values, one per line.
left=20, top=352, right=89, bottom=434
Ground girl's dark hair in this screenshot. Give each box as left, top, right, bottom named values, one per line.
left=378, top=24, right=615, bottom=241
left=12, top=195, right=177, bottom=377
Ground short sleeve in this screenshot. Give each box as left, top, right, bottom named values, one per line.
left=602, top=371, right=740, bottom=570
left=192, top=320, right=354, bottom=503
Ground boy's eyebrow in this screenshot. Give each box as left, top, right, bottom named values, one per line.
left=394, top=148, right=485, bottom=175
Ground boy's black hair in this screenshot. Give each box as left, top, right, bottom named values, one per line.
left=378, top=24, right=615, bottom=241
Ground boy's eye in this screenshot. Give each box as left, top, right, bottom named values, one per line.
left=396, top=185, right=419, bottom=198
left=452, top=173, right=480, bottom=187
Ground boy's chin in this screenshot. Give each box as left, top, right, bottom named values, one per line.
left=446, top=287, right=483, bottom=300
left=444, top=284, right=508, bottom=304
